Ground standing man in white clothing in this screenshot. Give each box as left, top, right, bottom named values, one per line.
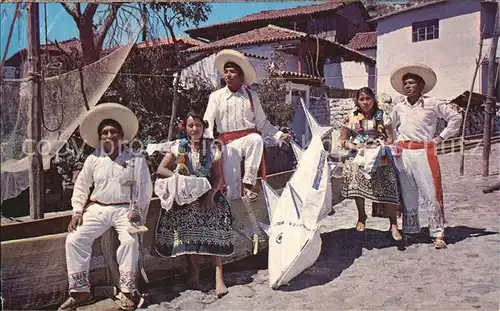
left=390, top=64, right=462, bottom=249
left=59, top=103, right=152, bottom=310
left=204, top=49, right=292, bottom=202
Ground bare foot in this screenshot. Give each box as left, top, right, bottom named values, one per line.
left=356, top=214, right=367, bottom=232
left=391, top=224, right=402, bottom=241
left=214, top=256, right=228, bottom=298
left=215, top=280, right=228, bottom=298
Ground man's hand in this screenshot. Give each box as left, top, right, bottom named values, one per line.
left=200, top=190, right=215, bottom=209
left=128, top=209, right=141, bottom=223
left=68, top=215, right=82, bottom=233
left=279, top=133, right=293, bottom=143
left=432, top=136, right=444, bottom=145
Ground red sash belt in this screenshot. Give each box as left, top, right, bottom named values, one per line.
left=215, top=87, right=269, bottom=194
left=395, top=140, right=444, bottom=218
left=218, top=128, right=267, bottom=193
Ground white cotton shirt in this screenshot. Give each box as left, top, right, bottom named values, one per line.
left=203, top=85, right=283, bottom=140
left=71, top=148, right=153, bottom=217
left=391, top=96, right=462, bottom=142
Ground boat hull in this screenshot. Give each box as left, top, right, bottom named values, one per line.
left=0, top=170, right=293, bottom=310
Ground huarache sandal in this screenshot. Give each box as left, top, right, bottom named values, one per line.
left=58, top=294, right=94, bottom=310
left=115, top=292, right=137, bottom=310
left=243, top=188, right=259, bottom=202
left=434, top=237, right=447, bottom=249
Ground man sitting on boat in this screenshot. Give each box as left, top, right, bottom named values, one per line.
left=59, top=103, right=153, bottom=310
left=203, top=49, right=292, bottom=202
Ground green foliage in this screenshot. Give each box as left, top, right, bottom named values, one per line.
left=258, top=51, right=294, bottom=127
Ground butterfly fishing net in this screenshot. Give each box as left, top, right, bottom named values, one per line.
left=0, top=37, right=136, bottom=204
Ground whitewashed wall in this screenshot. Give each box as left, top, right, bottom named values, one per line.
left=324, top=61, right=375, bottom=90
left=376, top=1, right=488, bottom=100
left=181, top=43, right=300, bottom=88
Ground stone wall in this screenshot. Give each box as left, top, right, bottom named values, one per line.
left=309, top=97, right=356, bottom=128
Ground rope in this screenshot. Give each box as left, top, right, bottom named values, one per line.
left=40, top=71, right=65, bottom=132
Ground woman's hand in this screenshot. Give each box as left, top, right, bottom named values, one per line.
left=200, top=190, right=216, bottom=209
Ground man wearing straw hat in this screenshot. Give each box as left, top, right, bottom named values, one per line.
left=204, top=49, right=292, bottom=202
left=59, top=103, right=152, bottom=310
left=390, top=64, right=462, bottom=249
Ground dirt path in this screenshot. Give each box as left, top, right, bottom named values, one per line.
left=87, top=145, right=500, bottom=311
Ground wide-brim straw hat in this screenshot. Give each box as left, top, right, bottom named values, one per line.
left=214, top=49, right=258, bottom=85
left=80, top=102, right=139, bottom=149
left=390, top=64, right=437, bottom=95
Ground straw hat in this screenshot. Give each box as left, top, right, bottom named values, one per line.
left=80, top=102, right=139, bottom=149
left=390, top=64, right=437, bottom=95
left=214, top=49, right=257, bottom=85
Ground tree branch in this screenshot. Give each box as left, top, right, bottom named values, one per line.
left=96, top=4, right=122, bottom=52
left=83, top=3, right=99, bottom=20
left=60, top=3, right=80, bottom=22
left=54, top=39, right=78, bottom=67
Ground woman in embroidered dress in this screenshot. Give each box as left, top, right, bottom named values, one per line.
left=154, top=110, right=233, bottom=297
left=340, top=87, right=402, bottom=241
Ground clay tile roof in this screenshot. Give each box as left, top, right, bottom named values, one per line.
left=347, top=31, right=377, bottom=50
left=184, top=25, right=306, bottom=54
left=370, top=0, right=448, bottom=22
left=136, top=37, right=205, bottom=49
left=185, top=1, right=350, bottom=34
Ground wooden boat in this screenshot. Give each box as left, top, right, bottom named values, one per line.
left=1, top=164, right=345, bottom=310
left=0, top=170, right=294, bottom=310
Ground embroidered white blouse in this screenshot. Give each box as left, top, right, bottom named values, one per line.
left=391, top=96, right=462, bottom=142
left=203, top=85, right=283, bottom=140
left=71, top=148, right=153, bottom=217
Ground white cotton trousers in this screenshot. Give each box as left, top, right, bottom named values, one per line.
left=65, top=203, right=139, bottom=294
left=222, top=133, right=264, bottom=201
left=395, top=148, right=445, bottom=238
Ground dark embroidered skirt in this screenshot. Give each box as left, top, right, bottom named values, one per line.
left=341, top=159, right=401, bottom=218
left=153, top=192, right=234, bottom=257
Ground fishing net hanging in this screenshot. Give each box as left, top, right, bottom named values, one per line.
left=1, top=36, right=137, bottom=204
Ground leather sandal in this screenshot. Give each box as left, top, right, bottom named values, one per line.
left=115, top=292, right=137, bottom=310
left=58, top=294, right=94, bottom=310
left=243, top=188, right=259, bottom=202
left=434, top=237, right=447, bottom=249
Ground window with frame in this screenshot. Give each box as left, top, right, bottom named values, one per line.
left=412, top=19, right=439, bottom=42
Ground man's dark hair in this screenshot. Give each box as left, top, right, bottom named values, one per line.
left=402, top=73, right=425, bottom=85
left=97, top=119, right=123, bottom=136
left=223, top=62, right=244, bottom=76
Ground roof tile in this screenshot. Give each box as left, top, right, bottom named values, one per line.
left=184, top=25, right=305, bottom=53
left=186, top=1, right=350, bottom=33
left=347, top=31, right=377, bottom=50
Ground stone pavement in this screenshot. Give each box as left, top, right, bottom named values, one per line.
left=84, top=145, right=500, bottom=311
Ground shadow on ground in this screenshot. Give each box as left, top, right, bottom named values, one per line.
left=140, top=225, right=498, bottom=303
left=279, top=225, right=498, bottom=292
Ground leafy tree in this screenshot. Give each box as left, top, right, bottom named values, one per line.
left=149, top=2, right=212, bottom=140
left=258, top=51, right=294, bottom=127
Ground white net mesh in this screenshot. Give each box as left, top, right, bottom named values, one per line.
left=1, top=38, right=136, bottom=204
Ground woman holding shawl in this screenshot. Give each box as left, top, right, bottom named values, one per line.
left=340, top=87, right=402, bottom=241
left=153, top=110, right=233, bottom=297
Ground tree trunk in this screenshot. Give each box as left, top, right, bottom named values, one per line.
left=482, top=3, right=499, bottom=177
left=79, top=19, right=100, bottom=65
left=164, top=20, right=185, bottom=141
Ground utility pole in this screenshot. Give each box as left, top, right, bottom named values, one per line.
left=482, top=1, right=499, bottom=177
left=27, top=3, right=44, bottom=219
